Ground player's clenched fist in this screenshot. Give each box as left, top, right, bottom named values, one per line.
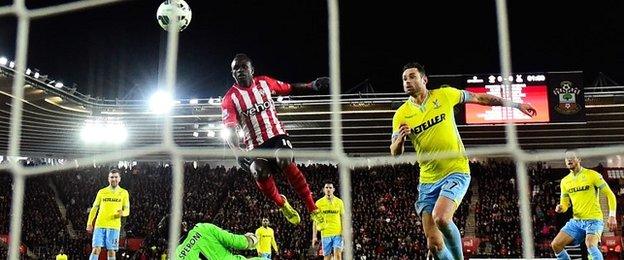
left=397, top=123, right=411, bottom=140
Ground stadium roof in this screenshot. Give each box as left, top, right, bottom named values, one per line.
left=0, top=65, right=623, bottom=160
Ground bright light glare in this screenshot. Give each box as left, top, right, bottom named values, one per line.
left=149, top=90, right=174, bottom=114
left=0, top=57, right=8, bottom=65
left=220, top=128, right=231, bottom=140
left=80, top=119, right=128, bottom=145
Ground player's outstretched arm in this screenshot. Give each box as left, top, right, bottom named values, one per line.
left=464, top=91, right=537, bottom=117
left=290, top=77, right=330, bottom=95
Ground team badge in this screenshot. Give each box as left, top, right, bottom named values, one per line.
left=553, top=81, right=581, bottom=115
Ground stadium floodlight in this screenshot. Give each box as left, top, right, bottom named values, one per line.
left=8, top=61, right=15, bottom=68
left=25, top=69, right=31, bottom=75
left=54, top=82, right=64, bottom=88
left=207, top=130, right=216, bottom=138
left=220, top=128, right=231, bottom=140
left=34, top=72, right=40, bottom=78
left=189, top=98, right=198, bottom=105
left=0, top=57, right=7, bottom=65
left=149, top=90, right=174, bottom=114
left=277, top=96, right=284, bottom=103
left=192, top=131, right=199, bottom=137
left=208, top=97, right=222, bottom=105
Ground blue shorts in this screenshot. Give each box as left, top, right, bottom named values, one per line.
left=561, top=219, right=604, bottom=245
left=415, top=173, right=471, bottom=216
left=259, top=253, right=271, bottom=259
left=92, top=227, right=120, bottom=251
left=321, top=235, right=343, bottom=256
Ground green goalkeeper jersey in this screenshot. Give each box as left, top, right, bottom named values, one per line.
left=175, top=223, right=262, bottom=260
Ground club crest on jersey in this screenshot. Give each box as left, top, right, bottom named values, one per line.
left=433, top=99, right=441, bottom=109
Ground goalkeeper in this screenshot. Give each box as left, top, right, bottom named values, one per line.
left=159, top=215, right=263, bottom=259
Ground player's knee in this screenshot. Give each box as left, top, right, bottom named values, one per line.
left=432, top=212, right=451, bottom=228
left=585, top=238, right=598, bottom=248
left=275, top=148, right=294, bottom=169
left=250, top=159, right=272, bottom=180
left=91, top=247, right=101, bottom=255
left=107, top=250, right=116, bottom=257
left=551, top=240, right=564, bottom=252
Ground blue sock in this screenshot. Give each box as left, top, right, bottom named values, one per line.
left=587, top=246, right=603, bottom=260
left=555, top=249, right=571, bottom=260
left=433, top=245, right=454, bottom=260
left=89, top=254, right=99, bottom=260
left=438, top=221, right=463, bottom=260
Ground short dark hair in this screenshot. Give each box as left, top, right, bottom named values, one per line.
left=234, top=53, right=252, bottom=64
left=402, top=62, right=426, bottom=76
left=109, top=169, right=120, bottom=175
left=323, top=181, right=334, bottom=186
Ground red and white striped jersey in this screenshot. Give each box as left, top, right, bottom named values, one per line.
left=221, top=75, right=291, bottom=150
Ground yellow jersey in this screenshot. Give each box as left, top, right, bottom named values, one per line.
left=255, top=226, right=278, bottom=254
left=392, top=87, right=470, bottom=183
left=316, top=196, right=344, bottom=237
left=55, top=254, right=68, bottom=260
left=560, top=167, right=608, bottom=220
left=87, top=186, right=130, bottom=229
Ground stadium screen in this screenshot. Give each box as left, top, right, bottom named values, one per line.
left=465, top=74, right=550, bottom=124
left=428, top=72, right=585, bottom=125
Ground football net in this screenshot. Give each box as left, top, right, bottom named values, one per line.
left=1, top=0, right=622, bottom=259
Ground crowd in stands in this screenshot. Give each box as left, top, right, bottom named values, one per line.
left=0, top=160, right=620, bottom=259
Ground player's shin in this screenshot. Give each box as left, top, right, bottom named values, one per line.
left=256, top=176, right=285, bottom=207
left=284, top=163, right=317, bottom=212
left=587, top=246, right=603, bottom=260
left=439, top=221, right=463, bottom=260
left=555, top=249, right=571, bottom=260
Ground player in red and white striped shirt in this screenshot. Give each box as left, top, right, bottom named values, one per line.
left=221, top=53, right=329, bottom=227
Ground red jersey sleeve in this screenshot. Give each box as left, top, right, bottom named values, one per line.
left=221, top=94, right=238, bottom=128
left=259, top=75, right=292, bottom=96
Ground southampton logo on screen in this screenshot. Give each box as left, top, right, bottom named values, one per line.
left=553, top=81, right=581, bottom=115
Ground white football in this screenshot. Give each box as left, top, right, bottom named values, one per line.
left=156, top=0, right=192, bottom=32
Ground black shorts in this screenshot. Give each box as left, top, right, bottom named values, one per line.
left=238, top=135, right=293, bottom=173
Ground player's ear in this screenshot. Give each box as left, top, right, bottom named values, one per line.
left=422, top=75, right=428, bottom=85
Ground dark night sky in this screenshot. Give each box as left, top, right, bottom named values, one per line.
left=0, top=0, right=623, bottom=99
